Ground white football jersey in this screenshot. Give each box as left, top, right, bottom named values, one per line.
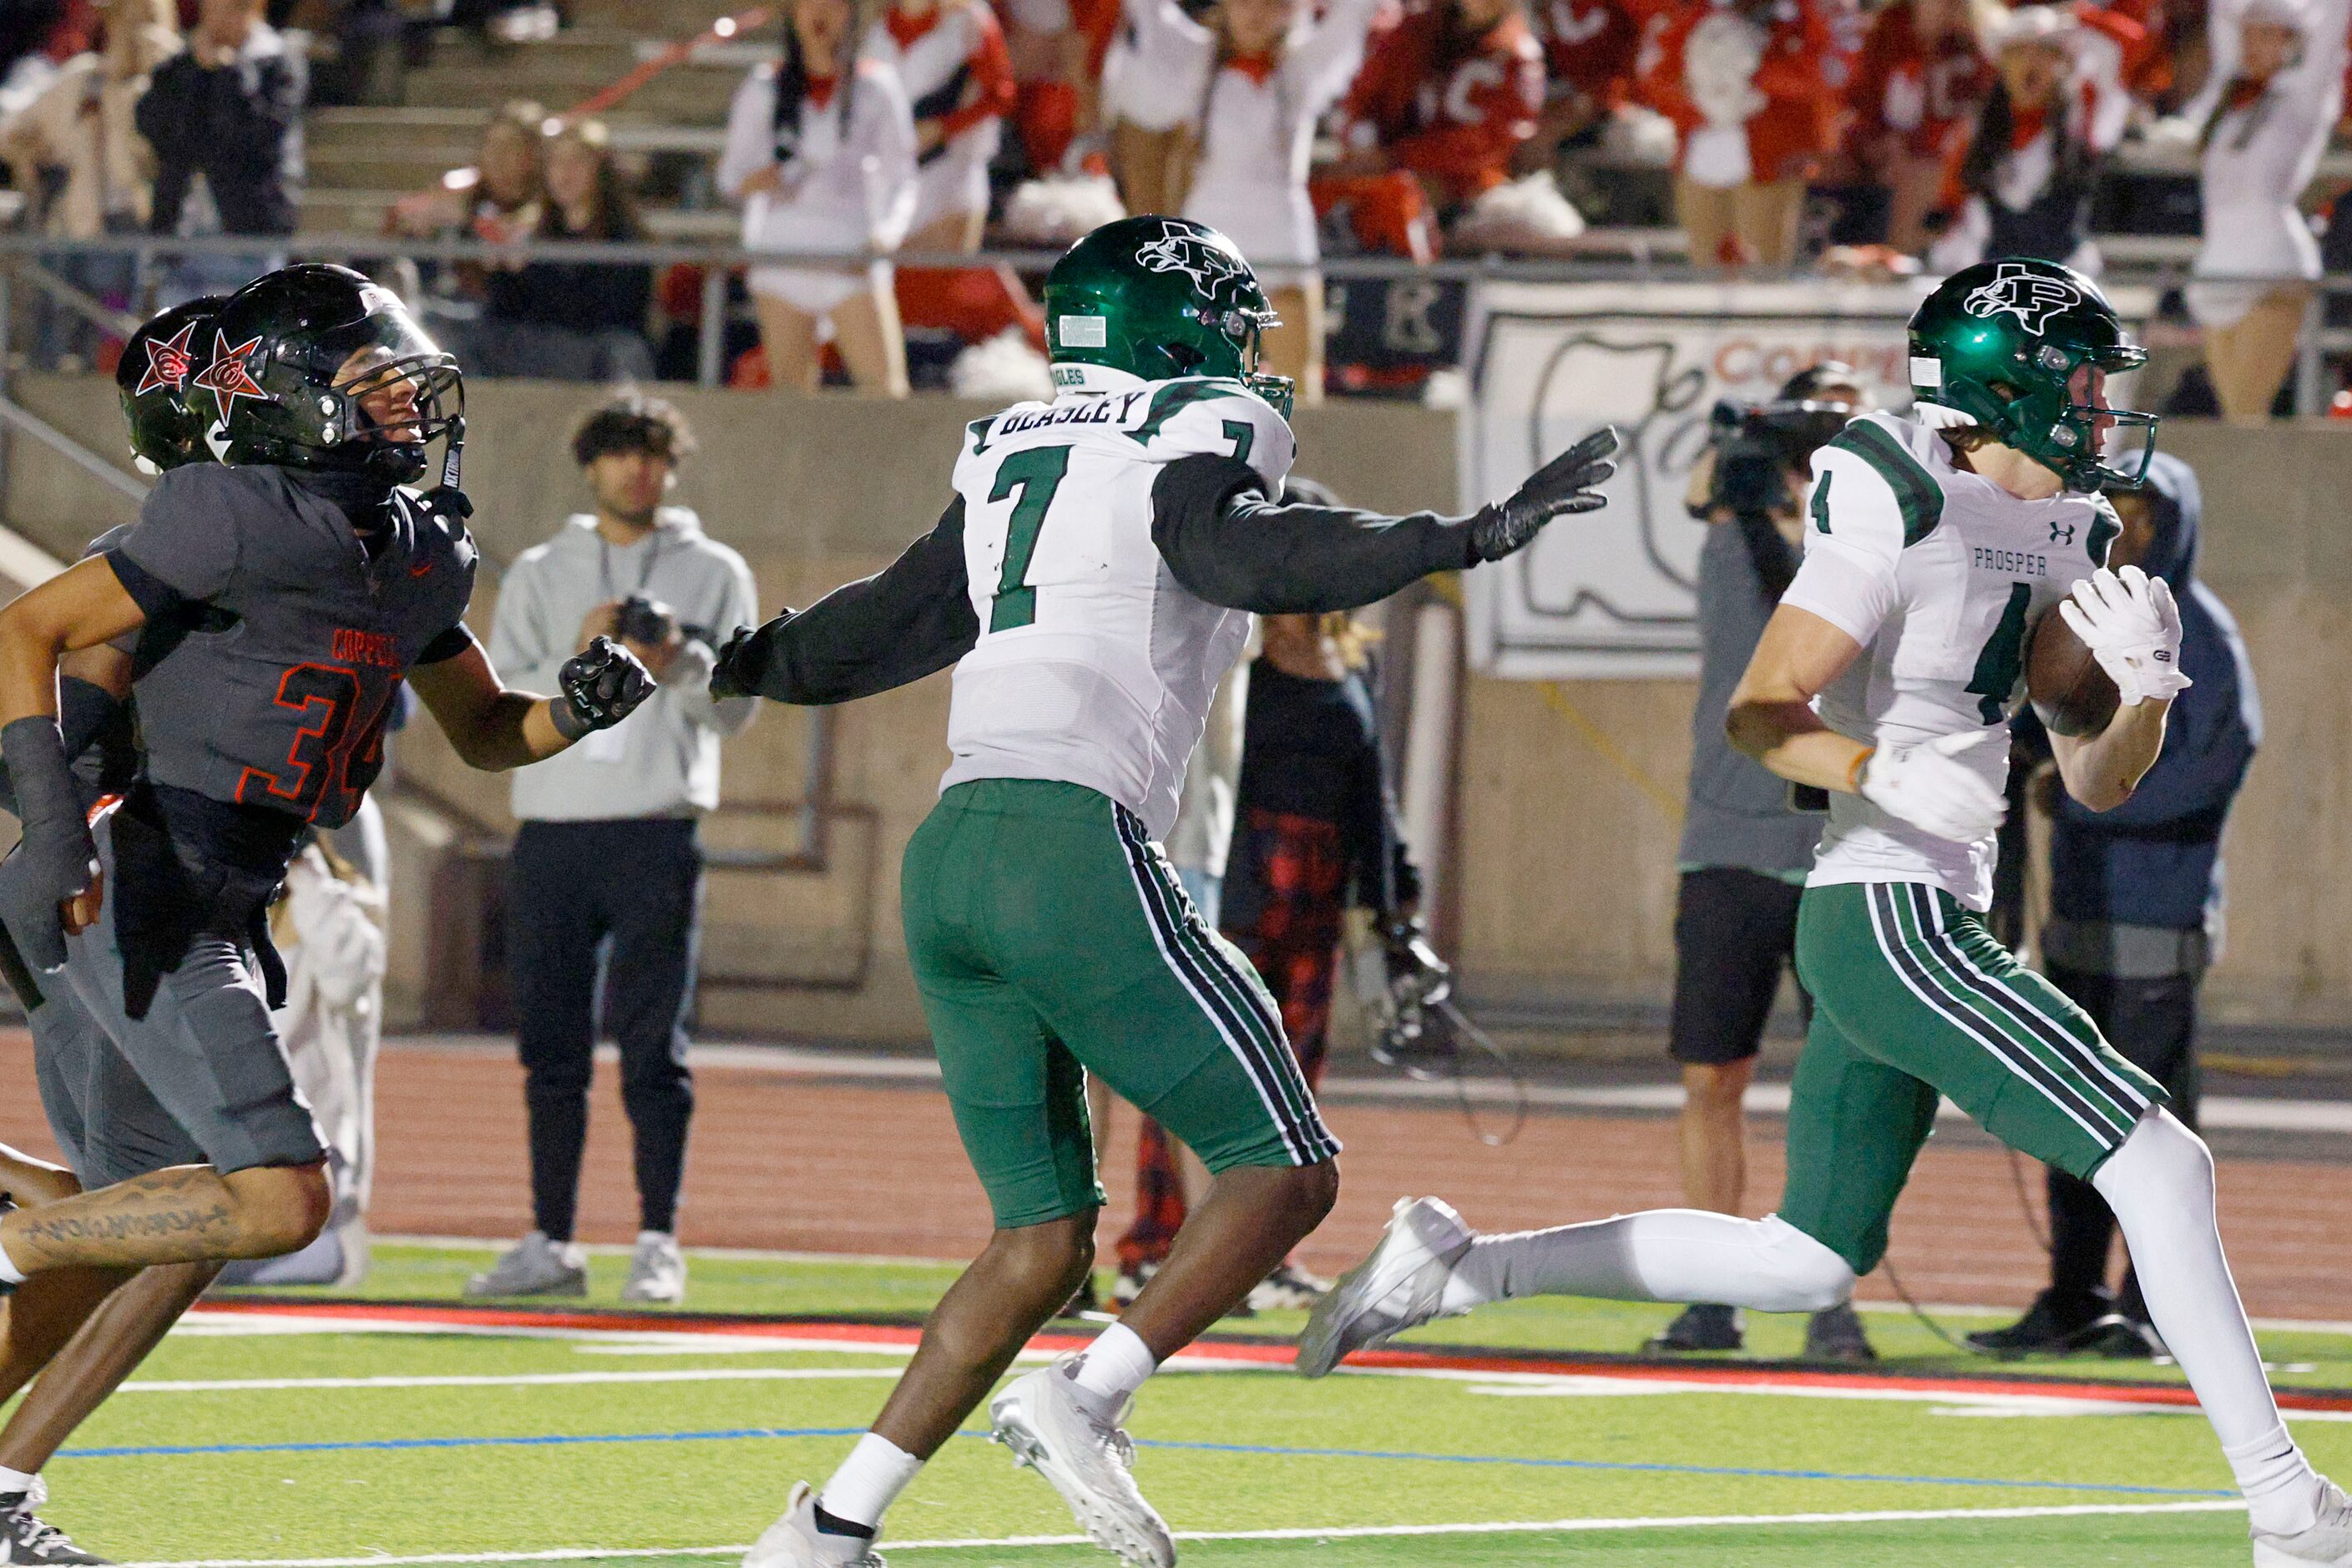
left=1780, top=410, right=2118, bottom=910
left=941, top=375, right=1295, bottom=837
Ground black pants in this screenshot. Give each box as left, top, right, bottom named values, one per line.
left=2043, top=962, right=2203, bottom=1318
left=509, top=817, right=703, bottom=1241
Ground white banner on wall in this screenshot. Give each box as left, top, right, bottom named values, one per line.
left=1459, top=280, right=1928, bottom=680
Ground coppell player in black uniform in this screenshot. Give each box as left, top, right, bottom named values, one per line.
left=0, top=265, right=654, bottom=1300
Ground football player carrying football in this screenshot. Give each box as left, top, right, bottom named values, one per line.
left=710, top=215, right=1617, bottom=1567
left=1300, top=257, right=2351, bottom=1568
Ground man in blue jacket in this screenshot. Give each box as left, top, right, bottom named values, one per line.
left=1971, top=451, right=2262, bottom=1358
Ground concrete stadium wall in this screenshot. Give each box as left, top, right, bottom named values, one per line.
left=5, top=376, right=2347, bottom=1036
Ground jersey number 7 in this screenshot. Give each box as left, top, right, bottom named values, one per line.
left=986, top=445, right=1071, bottom=632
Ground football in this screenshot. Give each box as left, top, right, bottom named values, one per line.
left=2026, top=604, right=2121, bottom=736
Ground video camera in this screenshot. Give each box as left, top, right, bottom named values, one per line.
left=1704, top=396, right=1857, bottom=517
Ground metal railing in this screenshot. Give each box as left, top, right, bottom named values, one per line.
left=3, top=229, right=2349, bottom=402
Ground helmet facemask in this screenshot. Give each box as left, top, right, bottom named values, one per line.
left=1191, top=299, right=1292, bottom=420
left=1980, top=342, right=2155, bottom=490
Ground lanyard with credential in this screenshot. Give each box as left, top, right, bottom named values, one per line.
left=598, top=529, right=665, bottom=602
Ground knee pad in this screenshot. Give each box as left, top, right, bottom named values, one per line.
left=1750, top=1215, right=1858, bottom=1313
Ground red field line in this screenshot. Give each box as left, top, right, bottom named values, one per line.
left=190, top=1297, right=2352, bottom=1414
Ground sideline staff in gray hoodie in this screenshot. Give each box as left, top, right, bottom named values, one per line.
left=475, top=392, right=757, bottom=1308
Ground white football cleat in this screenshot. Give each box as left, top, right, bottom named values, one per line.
left=2254, top=1479, right=2352, bottom=1566
left=741, top=1481, right=885, bottom=1568
left=989, top=1356, right=1175, bottom=1568
left=1295, top=1196, right=1475, bottom=1378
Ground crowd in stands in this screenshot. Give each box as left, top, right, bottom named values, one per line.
left=0, top=0, right=2344, bottom=415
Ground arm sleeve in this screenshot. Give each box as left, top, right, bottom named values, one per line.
left=417, top=623, right=479, bottom=666
left=1151, top=455, right=1475, bottom=615
left=727, top=498, right=979, bottom=705
left=1776, top=446, right=1904, bottom=647
left=105, top=463, right=244, bottom=609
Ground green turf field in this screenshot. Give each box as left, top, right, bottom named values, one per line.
left=17, top=1242, right=2348, bottom=1566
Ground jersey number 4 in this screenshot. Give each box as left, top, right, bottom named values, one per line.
left=1965, top=583, right=2034, bottom=725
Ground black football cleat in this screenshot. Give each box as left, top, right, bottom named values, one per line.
left=1803, top=1302, right=1879, bottom=1363
left=0, top=1491, right=109, bottom=1565
left=1965, top=1287, right=2112, bottom=1358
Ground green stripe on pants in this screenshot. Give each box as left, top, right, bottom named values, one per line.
left=1778, top=882, right=2165, bottom=1274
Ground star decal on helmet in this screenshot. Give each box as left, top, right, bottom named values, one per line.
left=134, top=320, right=201, bottom=398
left=1136, top=221, right=1247, bottom=299
left=193, top=331, right=268, bottom=413
left=1962, top=261, right=2084, bottom=336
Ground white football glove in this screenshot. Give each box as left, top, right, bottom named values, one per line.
left=2056, top=564, right=2192, bottom=708
left=1858, top=730, right=2008, bottom=844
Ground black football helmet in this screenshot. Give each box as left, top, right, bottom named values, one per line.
left=116, top=296, right=226, bottom=475
left=196, top=264, right=462, bottom=484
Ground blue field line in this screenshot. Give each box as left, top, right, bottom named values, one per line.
left=53, top=1425, right=2233, bottom=1498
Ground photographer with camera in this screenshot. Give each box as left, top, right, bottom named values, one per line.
left=1651, top=362, right=1872, bottom=1360
left=473, top=391, right=760, bottom=1306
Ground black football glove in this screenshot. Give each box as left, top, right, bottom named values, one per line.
left=708, top=611, right=802, bottom=702
left=551, top=636, right=655, bottom=741
left=0, top=716, right=97, bottom=974
left=1466, top=425, right=1621, bottom=564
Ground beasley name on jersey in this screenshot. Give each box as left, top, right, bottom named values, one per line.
left=941, top=376, right=1293, bottom=838
left=1783, top=409, right=2117, bottom=910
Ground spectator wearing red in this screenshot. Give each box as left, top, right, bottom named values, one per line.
left=1525, top=0, right=1643, bottom=166
left=999, top=0, right=1117, bottom=171
left=1845, top=0, right=1989, bottom=252
left=718, top=0, right=918, bottom=394
left=1317, top=0, right=1545, bottom=259
left=1125, top=0, right=1382, bottom=402
left=863, top=0, right=1015, bottom=253
left=1638, top=0, right=1841, bottom=271
left=2183, top=0, right=2349, bottom=422
left=1925, top=4, right=2104, bottom=273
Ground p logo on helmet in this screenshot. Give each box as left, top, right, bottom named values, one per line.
left=1961, top=262, right=2086, bottom=336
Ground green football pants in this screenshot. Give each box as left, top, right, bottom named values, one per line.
left=903, top=778, right=1341, bottom=1230
left=1781, top=881, right=2166, bottom=1274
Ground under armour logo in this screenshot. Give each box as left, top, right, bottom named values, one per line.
left=1136, top=221, right=1248, bottom=300
left=2050, top=521, right=2076, bottom=545
left=133, top=320, right=201, bottom=397
left=192, top=331, right=268, bottom=414
left=1964, top=263, right=2084, bottom=336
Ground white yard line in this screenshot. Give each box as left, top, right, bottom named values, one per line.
left=112, top=1499, right=2252, bottom=1567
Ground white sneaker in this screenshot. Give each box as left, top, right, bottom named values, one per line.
left=742, top=1481, right=885, bottom=1567
left=2254, top=1479, right=2352, bottom=1566
left=1295, top=1196, right=1474, bottom=1378
left=989, top=1356, right=1175, bottom=1568
left=621, top=1232, right=686, bottom=1304
left=463, top=1231, right=586, bottom=1298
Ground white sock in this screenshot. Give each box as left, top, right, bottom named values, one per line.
left=2093, top=1110, right=2319, bottom=1535
left=0, top=1238, right=23, bottom=1287
left=1067, top=1322, right=1157, bottom=1419
left=1442, top=1211, right=1854, bottom=1316
left=0, top=1465, right=34, bottom=1500
left=817, top=1431, right=923, bottom=1535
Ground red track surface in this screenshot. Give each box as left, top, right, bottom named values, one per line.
left=1, top=1034, right=2344, bottom=1320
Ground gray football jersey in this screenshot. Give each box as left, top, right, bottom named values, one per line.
left=104, top=464, right=476, bottom=830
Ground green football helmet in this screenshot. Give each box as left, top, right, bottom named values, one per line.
left=115, top=296, right=226, bottom=474
left=1041, top=215, right=1293, bottom=417
left=1907, top=257, right=2157, bottom=489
